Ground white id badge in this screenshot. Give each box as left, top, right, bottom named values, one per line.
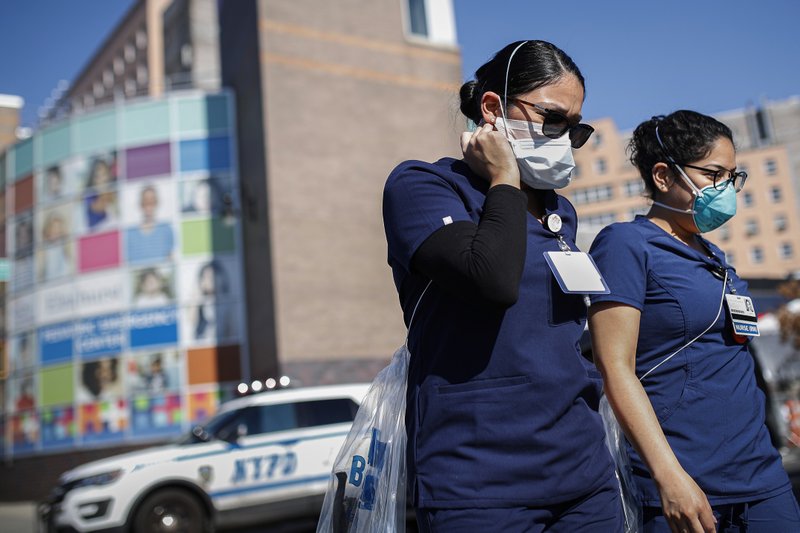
left=725, top=294, right=760, bottom=336
left=544, top=251, right=610, bottom=294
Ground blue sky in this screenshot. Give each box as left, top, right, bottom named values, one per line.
left=2, top=0, right=798, bottom=131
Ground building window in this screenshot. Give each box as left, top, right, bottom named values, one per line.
left=113, top=57, right=124, bottom=76
left=572, top=185, right=613, bottom=206
left=742, top=191, right=754, bottom=207
left=592, top=132, right=603, bottom=147
left=726, top=252, right=735, bottom=266
left=718, top=226, right=730, bottom=241
left=774, top=214, right=787, bottom=232
left=594, top=158, right=607, bottom=175
left=137, top=64, right=148, bottom=86
left=181, top=44, right=193, bottom=69
left=623, top=179, right=644, bottom=197
left=572, top=164, right=581, bottom=179
left=769, top=186, right=782, bottom=203
left=125, top=43, right=135, bottom=63
left=750, top=246, right=764, bottom=264
left=407, top=0, right=428, bottom=37
left=745, top=219, right=758, bottom=236
left=136, top=28, right=147, bottom=49
left=779, top=242, right=794, bottom=260
left=764, top=158, right=777, bottom=175
left=125, top=79, right=137, bottom=96
left=93, top=81, right=104, bottom=98
left=582, top=212, right=616, bottom=229
left=103, top=69, right=114, bottom=88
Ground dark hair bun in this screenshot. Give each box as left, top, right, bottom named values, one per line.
left=459, top=80, right=481, bottom=124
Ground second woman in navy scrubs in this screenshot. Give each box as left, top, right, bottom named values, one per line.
left=383, top=40, right=622, bottom=532
left=589, top=111, right=800, bottom=532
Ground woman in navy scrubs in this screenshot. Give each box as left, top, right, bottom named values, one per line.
left=383, top=41, right=623, bottom=532
left=589, top=110, right=800, bottom=533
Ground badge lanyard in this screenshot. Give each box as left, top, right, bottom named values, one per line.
left=640, top=267, right=728, bottom=381
left=541, top=213, right=610, bottom=307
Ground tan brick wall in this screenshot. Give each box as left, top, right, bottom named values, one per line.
left=257, top=0, right=463, bottom=363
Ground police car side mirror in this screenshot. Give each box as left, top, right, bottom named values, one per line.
left=221, top=423, right=248, bottom=443
left=191, top=425, right=210, bottom=442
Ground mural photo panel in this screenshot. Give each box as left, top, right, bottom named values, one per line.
left=131, top=265, right=174, bottom=308
left=126, top=350, right=180, bottom=396
left=38, top=161, right=77, bottom=205
left=35, top=204, right=74, bottom=283
left=77, top=356, right=124, bottom=404
left=10, top=330, right=36, bottom=374
left=123, top=180, right=177, bottom=265
left=180, top=177, right=236, bottom=219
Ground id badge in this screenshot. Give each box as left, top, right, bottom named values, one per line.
left=725, top=294, right=760, bottom=336
left=544, top=251, right=610, bottom=294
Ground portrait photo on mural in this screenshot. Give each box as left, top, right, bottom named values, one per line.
left=179, top=258, right=238, bottom=344
left=132, top=265, right=175, bottom=308
left=180, top=176, right=237, bottom=220
left=36, top=203, right=74, bottom=283
left=9, top=371, right=36, bottom=411
left=127, top=350, right=180, bottom=395
left=80, top=151, right=119, bottom=234
left=38, top=159, right=76, bottom=205
left=77, top=356, right=123, bottom=403
left=123, top=179, right=176, bottom=265
left=10, top=330, right=36, bottom=373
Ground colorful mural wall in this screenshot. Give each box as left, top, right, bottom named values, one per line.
left=0, top=91, right=246, bottom=456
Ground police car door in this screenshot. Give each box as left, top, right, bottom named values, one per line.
left=205, top=399, right=358, bottom=516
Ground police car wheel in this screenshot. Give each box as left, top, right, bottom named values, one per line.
left=131, top=488, right=210, bottom=533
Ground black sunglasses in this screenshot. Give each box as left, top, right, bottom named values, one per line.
left=512, top=98, right=595, bottom=148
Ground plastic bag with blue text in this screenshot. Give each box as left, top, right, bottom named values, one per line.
left=316, top=344, right=409, bottom=533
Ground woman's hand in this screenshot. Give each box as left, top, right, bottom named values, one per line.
left=657, top=468, right=717, bottom=533
left=460, top=123, right=520, bottom=188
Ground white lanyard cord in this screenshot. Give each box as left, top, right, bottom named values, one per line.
left=639, top=269, right=728, bottom=381
left=405, top=280, right=433, bottom=348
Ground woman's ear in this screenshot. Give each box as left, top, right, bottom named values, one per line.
left=480, top=91, right=502, bottom=125
left=651, top=162, right=673, bottom=195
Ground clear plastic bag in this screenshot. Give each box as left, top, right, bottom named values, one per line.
left=317, top=344, right=410, bottom=533
left=599, top=394, right=642, bottom=533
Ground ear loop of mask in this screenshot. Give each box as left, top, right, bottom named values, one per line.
left=654, top=125, right=704, bottom=202
left=496, top=40, right=529, bottom=143
left=639, top=268, right=728, bottom=381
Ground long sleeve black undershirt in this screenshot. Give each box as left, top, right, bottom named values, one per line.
left=410, top=184, right=528, bottom=308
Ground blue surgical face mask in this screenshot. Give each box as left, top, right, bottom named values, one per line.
left=652, top=125, right=737, bottom=233
left=652, top=166, right=737, bottom=233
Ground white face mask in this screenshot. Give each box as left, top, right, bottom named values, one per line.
left=494, top=116, right=575, bottom=189
left=495, top=40, right=575, bottom=190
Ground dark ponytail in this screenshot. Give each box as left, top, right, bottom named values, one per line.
left=459, top=40, right=586, bottom=124
left=629, top=110, right=733, bottom=197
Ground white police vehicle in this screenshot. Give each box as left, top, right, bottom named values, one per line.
left=39, top=383, right=370, bottom=532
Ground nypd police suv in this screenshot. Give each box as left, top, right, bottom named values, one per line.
left=39, top=383, right=369, bottom=532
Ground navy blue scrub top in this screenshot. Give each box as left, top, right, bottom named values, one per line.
left=382, top=158, right=615, bottom=509
left=590, top=217, right=790, bottom=506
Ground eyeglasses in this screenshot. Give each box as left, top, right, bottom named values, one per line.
left=681, top=163, right=748, bottom=192
left=511, top=98, right=595, bottom=148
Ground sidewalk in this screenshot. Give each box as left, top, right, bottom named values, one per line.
left=0, top=502, right=37, bottom=533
